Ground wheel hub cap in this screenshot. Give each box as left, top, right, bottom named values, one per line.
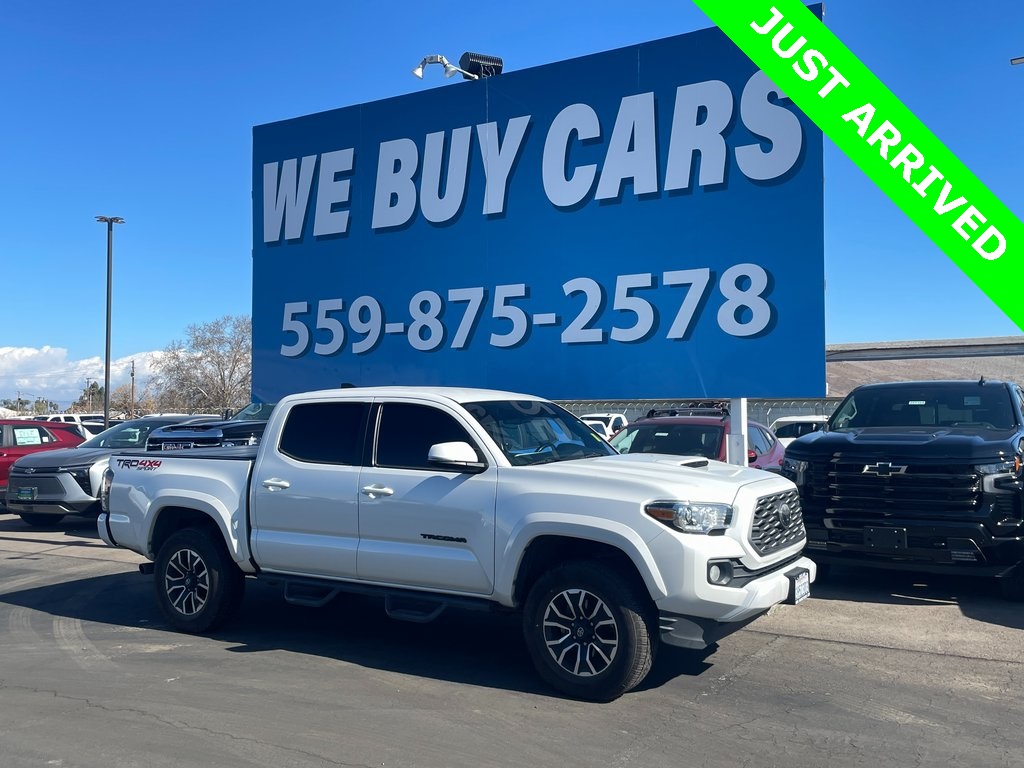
left=542, top=588, right=619, bottom=678
left=165, top=548, right=209, bottom=617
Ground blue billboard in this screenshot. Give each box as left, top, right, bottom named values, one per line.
left=251, top=21, right=825, bottom=403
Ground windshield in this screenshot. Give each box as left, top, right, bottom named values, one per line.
left=610, top=423, right=723, bottom=459
left=80, top=418, right=181, bottom=449
left=464, top=400, right=616, bottom=465
left=774, top=421, right=823, bottom=439
left=830, top=385, right=1017, bottom=430
left=230, top=402, right=276, bottom=421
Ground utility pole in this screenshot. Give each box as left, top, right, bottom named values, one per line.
left=130, top=359, right=136, bottom=417
left=85, top=377, right=96, bottom=411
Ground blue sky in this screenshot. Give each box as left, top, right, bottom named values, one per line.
left=1, top=0, right=1021, bottom=406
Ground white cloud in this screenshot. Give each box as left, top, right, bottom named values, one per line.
left=0, top=346, right=163, bottom=409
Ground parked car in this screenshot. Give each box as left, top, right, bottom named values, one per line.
left=609, top=405, right=786, bottom=472
left=580, top=412, right=628, bottom=436
left=770, top=415, right=829, bottom=447
left=0, top=420, right=85, bottom=502
left=4, top=415, right=213, bottom=527
left=581, top=418, right=615, bottom=440
left=146, top=402, right=276, bottom=450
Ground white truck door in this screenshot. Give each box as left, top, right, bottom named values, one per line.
left=356, top=400, right=498, bottom=595
left=250, top=400, right=371, bottom=579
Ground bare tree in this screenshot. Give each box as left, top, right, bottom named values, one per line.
left=151, top=315, right=252, bottom=415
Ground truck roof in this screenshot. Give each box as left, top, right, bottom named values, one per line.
left=850, top=379, right=1011, bottom=391
left=284, top=386, right=548, bottom=406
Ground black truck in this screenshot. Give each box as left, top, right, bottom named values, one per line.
left=145, top=402, right=275, bottom=451
left=782, top=379, right=1024, bottom=600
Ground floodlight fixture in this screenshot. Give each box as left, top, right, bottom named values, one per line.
left=1012, top=55, right=1024, bottom=66
left=412, top=54, right=476, bottom=80
left=413, top=52, right=503, bottom=81
left=458, top=52, right=503, bottom=79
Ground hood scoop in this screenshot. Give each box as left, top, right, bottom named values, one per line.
left=660, top=457, right=710, bottom=469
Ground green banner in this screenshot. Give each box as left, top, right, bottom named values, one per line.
left=692, top=0, right=1023, bottom=332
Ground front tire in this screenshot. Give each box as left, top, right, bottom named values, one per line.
left=523, top=561, right=656, bottom=702
left=154, top=527, right=245, bottom=633
left=998, top=564, right=1024, bottom=602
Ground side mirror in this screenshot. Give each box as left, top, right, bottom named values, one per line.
left=428, top=441, right=487, bottom=474
left=747, top=449, right=758, bottom=463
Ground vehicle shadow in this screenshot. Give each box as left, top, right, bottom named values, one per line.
left=808, top=564, right=1024, bottom=630
left=0, top=569, right=715, bottom=699
left=0, top=513, right=105, bottom=545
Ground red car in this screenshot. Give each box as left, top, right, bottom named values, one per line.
left=0, top=420, right=85, bottom=498
left=608, top=406, right=786, bottom=472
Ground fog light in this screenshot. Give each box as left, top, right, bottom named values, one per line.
left=707, top=560, right=734, bottom=586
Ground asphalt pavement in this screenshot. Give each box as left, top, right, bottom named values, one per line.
left=1, top=512, right=1021, bottom=768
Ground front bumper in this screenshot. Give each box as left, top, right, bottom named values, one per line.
left=5, top=472, right=99, bottom=517
left=657, top=554, right=816, bottom=649
left=804, top=518, right=1024, bottom=577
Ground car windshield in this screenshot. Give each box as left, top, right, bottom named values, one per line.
left=774, top=422, right=823, bottom=439
left=80, top=418, right=180, bottom=449
left=610, top=423, right=723, bottom=459
left=230, top=402, right=276, bottom=421
left=464, top=400, right=616, bottom=466
left=830, top=385, right=1017, bottom=430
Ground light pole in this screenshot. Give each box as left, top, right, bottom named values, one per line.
left=96, top=215, right=124, bottom=429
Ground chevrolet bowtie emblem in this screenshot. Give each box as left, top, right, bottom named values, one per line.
left=862, top=462, right=907, bottom=477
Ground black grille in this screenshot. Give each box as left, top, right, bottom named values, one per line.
left=751, top=488, right=806, bottom=555
left=7, top=476, right=64, bottom=495
left=805, top=459, right=981, bottom=517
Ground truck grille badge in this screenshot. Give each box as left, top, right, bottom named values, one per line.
left=862, top=462, right=907, bottom=477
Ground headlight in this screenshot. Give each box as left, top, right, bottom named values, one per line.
left=645, top=500, right=733, bottom=534
left=976, top=457, right=1021, bottom=476
left=782, top=457, right=809, bottom=485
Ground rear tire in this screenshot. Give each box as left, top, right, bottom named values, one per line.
left=154, top=527, right=245, bottom=632
left=522, top=561, right=656, bottom=702
left=18, top=512, right=64, bottom=527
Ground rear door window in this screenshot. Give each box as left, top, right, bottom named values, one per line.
left=278, top=402, right=370, bottom=465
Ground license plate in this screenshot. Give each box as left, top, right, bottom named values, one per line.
left=786, top=568, right=810, bottom=604
left=162, top=442, right=194, bottom=451
left=864, top=526, right=907, bottom=551
left=16, top=487, right=38, bottom=501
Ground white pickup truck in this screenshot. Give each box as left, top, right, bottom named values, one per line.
left=98, top=386, right=814, bottom=701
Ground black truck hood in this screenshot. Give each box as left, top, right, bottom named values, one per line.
left=787, top=427, right=1019, bottom=462
left=147, top=419, right=268, bottom=448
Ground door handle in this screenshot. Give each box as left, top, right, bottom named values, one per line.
left=262, top=478, right=291, bottom=491
left=360, top=484, right=394, bottom=499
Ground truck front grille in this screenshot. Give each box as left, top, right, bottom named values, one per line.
left=751, top=488, right=806, bottom=555
left=805, top=459, right=981, bottom=517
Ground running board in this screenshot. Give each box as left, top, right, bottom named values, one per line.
left=384, top=594, right=446, bottom=623
left=283, top=580, right=343, bottom=608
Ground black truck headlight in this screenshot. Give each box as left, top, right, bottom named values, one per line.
left=782, top=457, right=809, bottom=485
left=975, top=457, right=1020, bottom=476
